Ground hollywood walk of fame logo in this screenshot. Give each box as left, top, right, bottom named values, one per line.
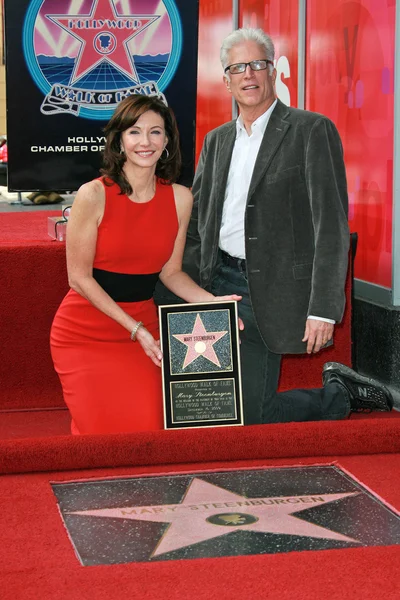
left=168, top=310, right=233, bottom=375
left=93, top=31, right=118, bottom=56
left=22, top=0, right=182, bottom=119
left=52, top=466, right=400, bottom=565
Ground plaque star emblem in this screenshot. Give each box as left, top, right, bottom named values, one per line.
left=70, top=478, right=360, bottom=557
left=47, top=0, right=159, bottom=85
left=172, top=314, right=228, bottom=369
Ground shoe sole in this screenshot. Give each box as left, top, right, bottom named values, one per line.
left=323, top=362, right=393, bottom=408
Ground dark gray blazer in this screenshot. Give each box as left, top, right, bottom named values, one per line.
left=181, top=99, right=350, bottom=354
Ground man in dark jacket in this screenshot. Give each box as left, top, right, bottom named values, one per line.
left=158, top=27, right=393, bottom=424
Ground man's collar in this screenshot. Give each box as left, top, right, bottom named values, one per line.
left=236, top=99, right=278, bottom=135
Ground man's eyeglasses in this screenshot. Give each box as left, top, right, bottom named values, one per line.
left=224, top=59, right=274, bottom=75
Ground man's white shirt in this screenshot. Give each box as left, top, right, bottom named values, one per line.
left=220, top=100, right=277, bottom=259
left=219, top=100, right=334, bottom=325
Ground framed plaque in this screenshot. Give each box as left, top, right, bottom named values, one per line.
left=158, top=301, right=243, bottom=429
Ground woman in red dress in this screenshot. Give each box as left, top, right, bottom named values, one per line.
left=50, top=95, right=240, bottom=434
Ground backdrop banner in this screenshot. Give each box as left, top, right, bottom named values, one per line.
left=4, top=0, right=198, bottom=191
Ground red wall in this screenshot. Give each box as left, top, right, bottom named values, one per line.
left=196, top=0, right=395, bottom=288
left=240, top=0, right=299, bottom=107
left=195, top=0, right=233, bottom=161
left=306, top=0, right=395, bottom=287
left=195, top=0, right=299, bottom=157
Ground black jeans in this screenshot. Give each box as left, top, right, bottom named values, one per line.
left=211, top=261, right=350, bottom=425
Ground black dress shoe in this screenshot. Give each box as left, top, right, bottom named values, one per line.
left=322, top=362, right=394, bottom=413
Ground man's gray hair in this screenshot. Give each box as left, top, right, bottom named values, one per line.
left=220, top=28, right=275, bottom=76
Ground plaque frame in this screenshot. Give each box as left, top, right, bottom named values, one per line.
left=158, top=301, right=243, bottom=429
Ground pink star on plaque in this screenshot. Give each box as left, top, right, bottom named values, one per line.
left=173, top=314, right=228, bottom=369
left=47, top=0, right=159, bottom=85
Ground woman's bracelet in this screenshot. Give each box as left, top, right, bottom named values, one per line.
left=130, top=321, right=144, bottom=341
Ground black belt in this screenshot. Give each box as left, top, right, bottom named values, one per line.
left=220, top=250, right=246, bottom=271
left=93, top=268, right=160, bottom=302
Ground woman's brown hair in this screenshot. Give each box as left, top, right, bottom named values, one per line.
left=101, top=94, right=181, bottom=195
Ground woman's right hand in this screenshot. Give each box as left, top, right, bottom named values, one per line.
left=135, top=326, right=163, bottom=367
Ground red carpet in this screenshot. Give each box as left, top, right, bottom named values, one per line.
left=1, top=218, right=397, bottom=599
left=1, top=456, right=399, bottom=600
left=0, top=210, right=61, bottom=245
left=1, top=419, right=399, bottom=599
left=1, top=418, right=399, bottom=475
left=0, top=243, right=68, bottom=410
left=0, top=212, right=69, bottom=411
left=0, top=408, right=71, bottom=439
left=0, top=406, right=398, bottom=442
left=0, top=211, right=352, bottom=414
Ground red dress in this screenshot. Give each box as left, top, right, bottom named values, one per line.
left=50, top=179, right=178, bottom=434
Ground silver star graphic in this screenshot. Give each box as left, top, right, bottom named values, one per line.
left=69, top=478, right=360, bottom=557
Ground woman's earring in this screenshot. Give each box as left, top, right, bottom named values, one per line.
left=120, top=146, right=125, bottom=154
left=162, top=147, right=169, bottom=159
